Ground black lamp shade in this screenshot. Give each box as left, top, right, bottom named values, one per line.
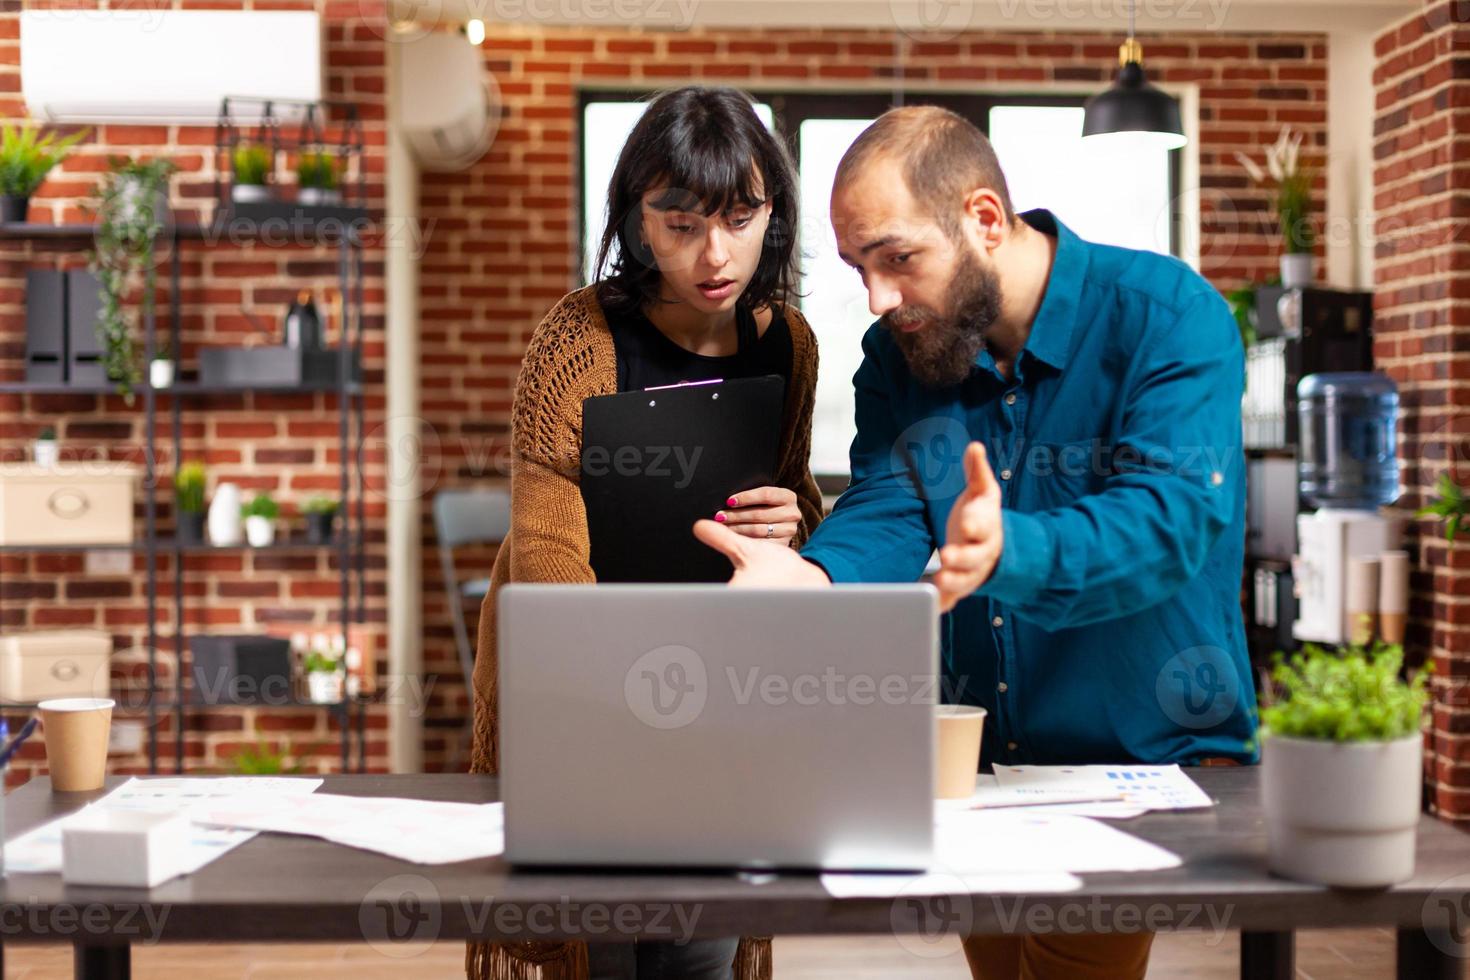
left=1083, top=61, right=1186, bottom=149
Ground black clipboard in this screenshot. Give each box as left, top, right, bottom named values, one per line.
left=581, top=374, right=785, bottom=582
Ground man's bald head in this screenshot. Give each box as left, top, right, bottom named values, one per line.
left=834, top=105, right=1016, bottom=240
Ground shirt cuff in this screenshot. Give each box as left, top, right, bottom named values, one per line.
left=978, top=509, right=1053, bottom=606
left=799, top=546, right=856, bottom=584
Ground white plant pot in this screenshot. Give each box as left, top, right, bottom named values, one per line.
left=1280, top=252, right=1313, bottom=289
left=207, top=482, right=243, bottom=546
left=307, top=671, right=343, bottom=704
left=231, top=184, right=270, bottom=204
left=32, top=441, right=59, bottom=468
left=297, top=187, right=341, bottom=206
left=149, top=359, right=174, bottom=388
left=244, top=515, right=275, bottom=547
left=1261, top=732, right=1423, bottom=887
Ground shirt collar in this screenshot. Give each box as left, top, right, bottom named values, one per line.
left=1009, top=208, right=1085, bottom=375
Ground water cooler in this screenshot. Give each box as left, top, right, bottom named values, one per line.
left=1291, top=373, right=1404, bottom=646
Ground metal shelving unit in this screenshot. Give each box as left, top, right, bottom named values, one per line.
left=0, top=201, right=371, bottom=774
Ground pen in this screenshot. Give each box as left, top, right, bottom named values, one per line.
left=0, top=716, right=39, bottom=770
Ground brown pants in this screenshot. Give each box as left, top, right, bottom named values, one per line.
left=962, top=932, right=1155, bottom=980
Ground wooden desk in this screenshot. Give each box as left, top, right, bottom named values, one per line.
left=1, top=770, right=1466, bottom=979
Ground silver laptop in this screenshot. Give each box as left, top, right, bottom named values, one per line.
left=499, top=585, right=938, bottom=871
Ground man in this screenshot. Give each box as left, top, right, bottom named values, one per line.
left=695, top=106, right=1256, bottom=979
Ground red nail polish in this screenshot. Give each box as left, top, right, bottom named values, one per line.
left=715, top=513, right=726, bottom=523
left=727, top=496, right=738, bottom=507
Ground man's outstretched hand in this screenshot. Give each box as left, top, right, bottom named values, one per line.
left=693, top=520, right=832, bottom=588
left=934, top=442, right=1005, bottom=612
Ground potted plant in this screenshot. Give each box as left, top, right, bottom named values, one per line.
left=1258, top=639, right=1430, bottom=887
left=295, top=149, right=340, bottom=206
left=88, top=157, right=175, bottom=403
left=0, top=122, right=88, bottom=223
left=303, top=648, right=344, bottom=704
left=32, top=426, right=58, bottom=468
left=149, top=341, right=175, bottom=389
left=1417, top=472, right=1470, bottom=542
left=231, top=142, right=272, bottom=203
left=228, top=740, right=311, bottom=775
left=301, top=495, right=339, bottom=544
left=1235, top=128, right=1315, bottom=289
left=174, top=461, right=207, bottom=545
left=241, top=492, right=279, bottom=547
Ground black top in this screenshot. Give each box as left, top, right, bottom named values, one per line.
left=605, top=301, right=793, bottom=394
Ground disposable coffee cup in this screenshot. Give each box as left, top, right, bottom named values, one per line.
left=935, top=705, right=987, bottom=800
left=39, top=698, right=114, bottom=792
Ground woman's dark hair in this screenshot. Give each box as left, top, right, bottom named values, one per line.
left=593, top=86, right=800, bottom=317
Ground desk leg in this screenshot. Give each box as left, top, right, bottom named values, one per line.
left=74, top=942, right=130, bottom=980
left=1240, top=930, right=1293, bottom=980
left=1397, top=927, right=1460, bottom=980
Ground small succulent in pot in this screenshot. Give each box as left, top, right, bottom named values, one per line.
left=295, top=149, right=341, bottom=206
left=174, top=460, right=207, bottom=545
left=301, top=495, right=339, bottom=544
left=303, top=646, right=344, bottom=704
left=230, top=142, right=273, bottom=203
left=240, top=491, right=279, bottom=547
left=0, top=122, right=89, bottom=223
left=32, top=426, right=58, bottom=468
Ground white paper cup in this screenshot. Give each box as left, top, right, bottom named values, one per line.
left=39, top=698, right=115, bottom=792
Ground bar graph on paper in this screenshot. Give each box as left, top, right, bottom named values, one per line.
left=992, top=765, right=1216, bottom=811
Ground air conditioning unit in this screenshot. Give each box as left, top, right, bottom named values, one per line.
left=398, top=32, right=499, bottom=172
left=20, top=10, right=322, bottom=124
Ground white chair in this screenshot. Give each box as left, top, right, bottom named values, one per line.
left=432, top=487, right=511, bottom=768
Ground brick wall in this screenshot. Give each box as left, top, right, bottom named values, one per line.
left=0, top=2, right=392, bottom=781
left=413, top=25, right=1331, bottom=772
left=1373, top=1, right=1470, bottom=824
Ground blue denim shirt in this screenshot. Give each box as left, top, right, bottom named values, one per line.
left=802, top=210, right=1256, bottom=766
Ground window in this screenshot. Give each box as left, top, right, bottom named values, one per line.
left=579, top=91, right=1182, bottom=478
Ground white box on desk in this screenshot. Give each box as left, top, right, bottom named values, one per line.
left=61, top=809, right=191, bottom=888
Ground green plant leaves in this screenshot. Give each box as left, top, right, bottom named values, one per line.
left=1416, top=472, right=1468, bottom=542
left=1258, top=639, right=1430, bottom=742
left=0, top=122, right=89, bottom=199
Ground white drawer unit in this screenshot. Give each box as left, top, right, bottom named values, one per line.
left=0, top=630, right=112, bottom=703
left=0, top=463, right=138, bottom=546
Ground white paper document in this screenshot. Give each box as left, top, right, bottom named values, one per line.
left=934, top=809, right=1182, bottom=875
left=993, top=765, right=1215, bottom=811
left=822, top=807, right=1180, bottom=897
left=5, top=776, right=324, bottom=875
left=189, top=793, right=506, bottom=865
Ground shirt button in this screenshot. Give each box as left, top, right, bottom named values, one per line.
left=997, top=681, right=1009, bottom=693
left=1007, top=741, right=1019, bottom=751
left=1000, top=468, right=1012, bottom=480
left=1005, top=393, right=1017, bottom=406
left=992, top=615, right=1004, bottom=628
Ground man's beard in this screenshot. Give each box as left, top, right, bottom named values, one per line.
left=882, top=247, right=1002, bottom=389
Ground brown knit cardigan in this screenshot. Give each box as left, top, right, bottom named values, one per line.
left=467, top=285, right=823, bottom=980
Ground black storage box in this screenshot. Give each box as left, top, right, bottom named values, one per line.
left=189, top=634, right=293, bottom=705
left=24, top=269, right=65, bottom=383
left=66, top=270, right=107, bottom=386
left=199, top=345, right=361, bottom=389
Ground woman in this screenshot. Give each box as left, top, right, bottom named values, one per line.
left=467, top=86, right=823, bottom=980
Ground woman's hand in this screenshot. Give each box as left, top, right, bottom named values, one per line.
left=713, top=486, right=801, bottom=545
